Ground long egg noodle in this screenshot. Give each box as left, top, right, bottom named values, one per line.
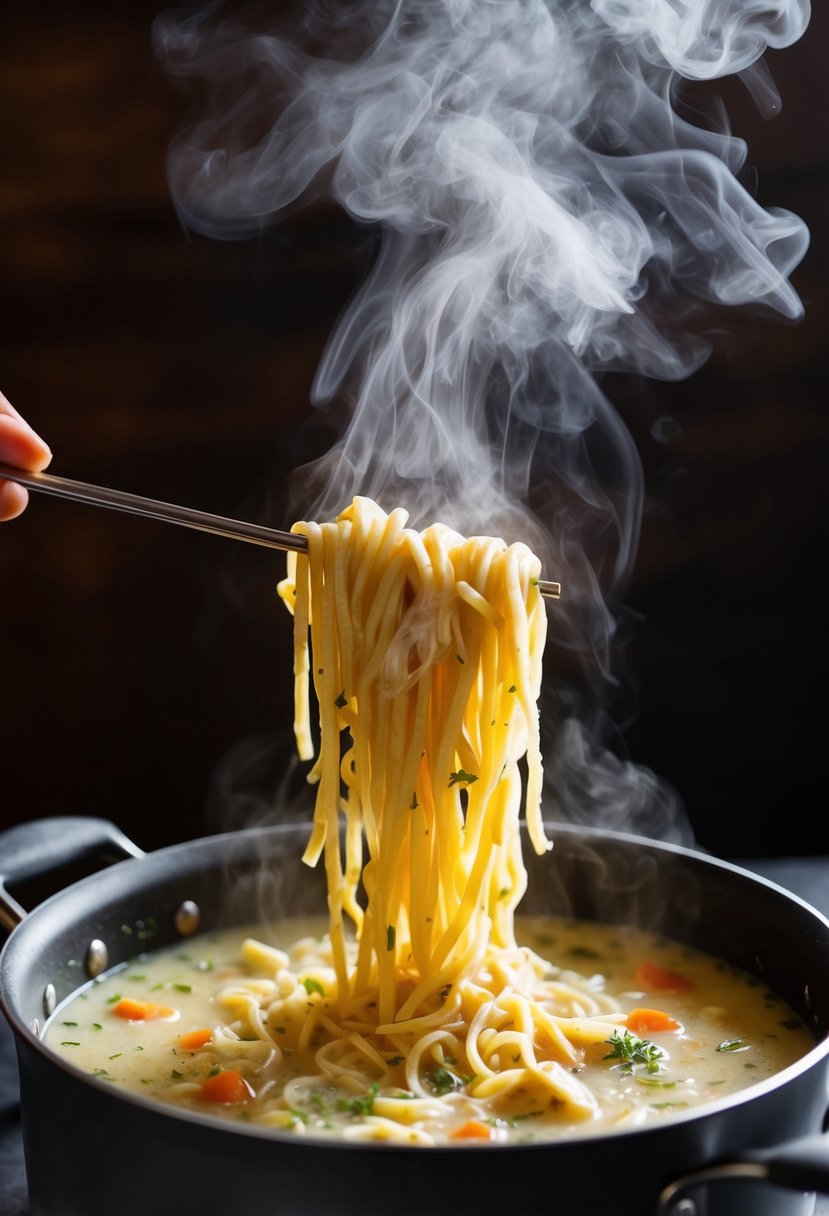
left=196, top=495, right=622, bottom=1140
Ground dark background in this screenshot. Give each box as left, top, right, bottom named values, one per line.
left=1, top=1, right=827, bottom=863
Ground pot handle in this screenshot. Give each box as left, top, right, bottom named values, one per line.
left=0, top=816, right=145, bottom=932
left=657, top=1132, right=829, bottom=1211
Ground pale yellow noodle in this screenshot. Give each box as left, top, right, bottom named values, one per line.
left=233, top=499, right=634, bottom=1134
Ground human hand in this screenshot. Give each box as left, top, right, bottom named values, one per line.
left=0, top=390, right=52, bottom=521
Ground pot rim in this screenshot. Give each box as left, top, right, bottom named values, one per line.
left=3, top=819, right=829, bottom=1153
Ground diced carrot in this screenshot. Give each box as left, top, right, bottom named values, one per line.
left=112, top=997, right=177, bottom=1021
left=449, top=1120, right=493, bottom=1141
left=626, top=1007, right=683, bottom=1034
left=179, top=1028, right=213, bottom=1051
left=634, top=961, right=694, bottom=993
left=198, top=1069, right=253, bottom=1104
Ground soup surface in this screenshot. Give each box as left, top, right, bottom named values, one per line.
left=46, top=916, right=814, bottom=1145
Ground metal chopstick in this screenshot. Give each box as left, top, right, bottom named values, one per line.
left=0, top=463, right=562, bottom=600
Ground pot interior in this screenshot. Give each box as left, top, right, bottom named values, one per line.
left=4, top=821, right=829, bottom=1052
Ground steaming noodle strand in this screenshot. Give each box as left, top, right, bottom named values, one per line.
left=216, top=494, right=627, bottom=1139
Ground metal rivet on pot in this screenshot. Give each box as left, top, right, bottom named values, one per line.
left=85, top=939, right=108, bottom=979
left=32, top=1018, right=40, bottom=1038
left=42, top=983, right=56, bottom=1018
left=174, top=900, right=200, bottom=937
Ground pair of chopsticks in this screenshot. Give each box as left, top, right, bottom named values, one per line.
left=0, top=463, right=562, bottom=600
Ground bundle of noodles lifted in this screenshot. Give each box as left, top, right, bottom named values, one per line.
left=273, top=496, right=615, bottom=1135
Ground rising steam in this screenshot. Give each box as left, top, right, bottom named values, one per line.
left=155, top=0, right=810, bottom=840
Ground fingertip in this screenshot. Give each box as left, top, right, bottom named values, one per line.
left=0, top=415, right=52, bottom=472
left=30, top=440, right=53, bottom=472
left=0, top=479, right=29, bottom=522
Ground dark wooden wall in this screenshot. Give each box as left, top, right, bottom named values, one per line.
left=1, top=2, right=827, bottom=860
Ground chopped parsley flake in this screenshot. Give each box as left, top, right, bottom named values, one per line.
left=448, top=769, right=478, bottom=787
left=337, top=1083, right=379, bottom=1117
left=303, top=977, right=324, bottom=997
left=386, top=924, right=396, bottom=952
left=427, top=1067, right=461, bottom=1096
left=717, top=1039, right=750, bottom=1053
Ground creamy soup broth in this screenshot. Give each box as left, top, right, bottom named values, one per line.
left=45, top=917, right=815, bottom=1145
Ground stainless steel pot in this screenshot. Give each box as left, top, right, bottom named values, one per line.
left=2, top=816, right=829, bottom=1216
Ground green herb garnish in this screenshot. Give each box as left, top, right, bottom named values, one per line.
left=303, top=977, right=324, bottom=997
left=173, top=983, right=192, bottom=994
left=427, top=1067, right=461, bottom=1096
left=309, top=1091, right=333, bottom=1116
left=337, top=1083, right=379, bottom=1117
left=386, top=924, right=396, bottom=952
left=604, top=1029, right=666, bottom=1075
left=717, top=1039, right=750, bottom=1053
left=448, top=769, right=478, bottom=787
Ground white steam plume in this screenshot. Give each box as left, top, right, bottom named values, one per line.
left=155, top=0, right=810, bottom=840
